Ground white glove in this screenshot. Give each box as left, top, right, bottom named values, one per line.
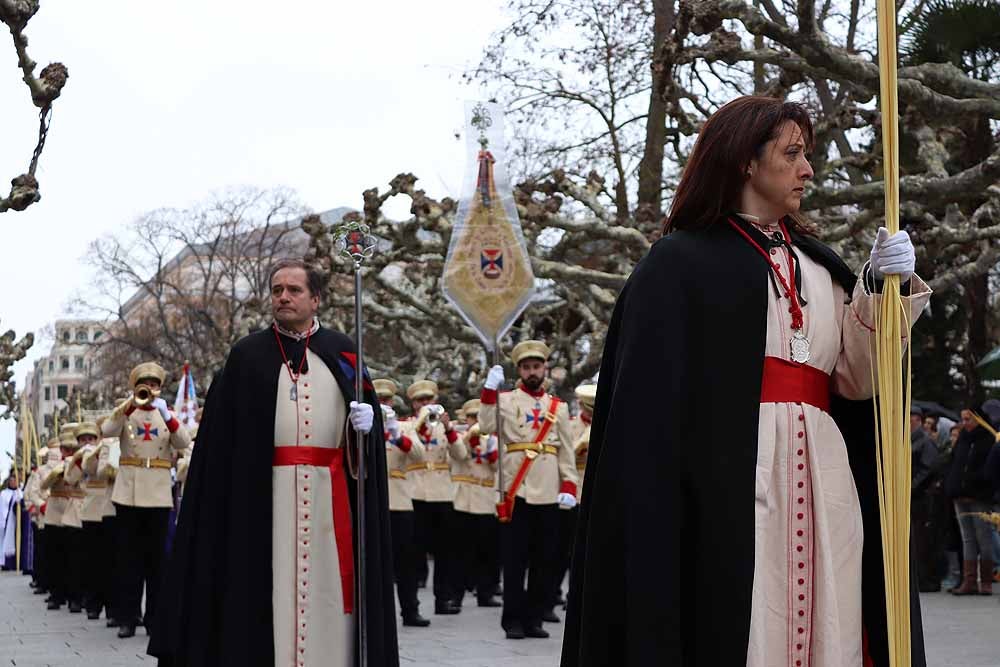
left=349, top=401, right=374, bottom=435
left=557, top=492, right=577, bottom=510
left=485, top=434, right=498, bottom=454
left=151, top=398, right=172, bottom=422
left=484, top=365, right=505, bottom=390
left=870, top=227, right=915, bottom=284
left=385, top=410, right=401, bottom=441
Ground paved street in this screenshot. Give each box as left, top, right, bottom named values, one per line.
left=2, top=568, right=999, bottom=666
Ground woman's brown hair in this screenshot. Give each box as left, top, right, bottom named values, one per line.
left=663, top=96, right=815, bottom=235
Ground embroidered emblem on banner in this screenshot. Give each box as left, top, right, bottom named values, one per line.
left=480, top=248, right=504, bottom=279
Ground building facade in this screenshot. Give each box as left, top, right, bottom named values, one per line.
left=24, top=319, right=103, bottom=437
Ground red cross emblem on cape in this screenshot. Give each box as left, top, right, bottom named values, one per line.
left=140, top=423, right=159, bottom=441
left=480, top=248, right=503, bottom=279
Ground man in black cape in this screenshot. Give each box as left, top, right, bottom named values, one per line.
left=559, top=221, right=927, bottom=666
left=149, top=259, right=398, bottom=667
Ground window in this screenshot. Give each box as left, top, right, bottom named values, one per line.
left=44, top=386, right=51, bottom=401
left=57, top=385, right=68, bottom=399
left=75, top=329, right=87, bottom=342
left=48, top=360, right=53, bottom=372
left=74, top=357, right=84, bottom=371
left=93, top=331, right=103, bottom=341
left=60, top=356, right=69, bottom=370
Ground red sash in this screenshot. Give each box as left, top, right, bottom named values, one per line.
left=759, top=356, right=831, bottom=413
left=272, top=446, right=354, bottom=614
left=497, top=396, right=561, bottom=523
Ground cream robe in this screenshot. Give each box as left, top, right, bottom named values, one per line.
left=745, top=232, right=931, bottom=667
left=272, top=349, right=353, bottom=667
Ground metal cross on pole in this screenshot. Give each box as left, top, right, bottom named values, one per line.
left=334, top=219, right=377, bottom=667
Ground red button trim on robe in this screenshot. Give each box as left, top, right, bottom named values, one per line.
left=273, top=446, right=354, bottom=613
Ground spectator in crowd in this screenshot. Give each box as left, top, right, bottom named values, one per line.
left=911, top=407, right=941, bottom=591
left=945, top=408, right=997, bottom=595
left=936, top=417, right=957, bottom=451
left=939, top=424, right=963, bottom=589
left=1, top=473, right=23, bottom=571
left=981, top=407, right=1000, bottom=583
left=923, top=415, right=939, bottom=444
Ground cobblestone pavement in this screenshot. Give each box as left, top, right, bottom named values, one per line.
left=3, top=569, right=999, bottom=666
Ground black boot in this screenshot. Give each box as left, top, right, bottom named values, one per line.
left=33, top=587, right=48, bottom=595
left=504, top=621, right=526, bottom=640
left=87, top=609, right=101, bottom=620
left=402, top=613, right=431, bottom=627
left=434, top=599, right=460, bottom=615
left=46, top=599, right=63, bottom=610
left=117, top=625, right=136, bottom=639
left=524, top=624, right=550, bottom=638
left=477, top=595, right=502, bottom=608
left=69, top=600, right=83, bottom=613
left=541, top=608, right=560, bottom=623
left=106, top=617, right=119, bottom=628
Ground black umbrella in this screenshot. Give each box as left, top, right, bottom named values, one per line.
left=912, top=400, right=960, bottom=422
left=976, top=345, right=1000, bottom=381
left=982, top=399, right=1000, bottom=428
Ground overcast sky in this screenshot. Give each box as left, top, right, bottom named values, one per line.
left=0, top=0, right=511, bottom=463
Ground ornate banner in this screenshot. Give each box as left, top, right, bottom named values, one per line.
left=442, top=102, right=535, bottom=349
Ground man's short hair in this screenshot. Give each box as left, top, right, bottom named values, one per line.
left=269, top=258, right=324, bottom=299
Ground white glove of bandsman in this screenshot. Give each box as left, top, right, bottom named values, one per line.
left=381, top=405, right=402, bottom=441
left=349, top=401, right=374, bottom=435
left=870, top=227, right=915, bottom=284
left=484, top=365, right=505, bottom=390
left=151, top=397, right=172, bottom=423
left=557, top=492, right=577, bottom=510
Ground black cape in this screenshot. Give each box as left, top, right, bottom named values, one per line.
left=148, top=326, right=399, bottom=667
left=560, top=219, right=925, bottom=666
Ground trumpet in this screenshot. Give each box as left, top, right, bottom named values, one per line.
left=133, top=383, right=160, bottom=408
left=424, top=404, right=445, bottom=424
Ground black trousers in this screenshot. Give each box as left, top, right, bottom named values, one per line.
left=455, top=510, right=500, bottom=601
left=390, top=510, right=420, bottom=617
left=32, top=523, right=46, bottom=588
left=46, top=525, right=84, bottom=605
left=113, top=504, right=169, bottom=627
left=501, top=498, right=558, bottom=630
left=81, top=519, right=114, bottom=616
left=550, top=505, right=577, bottom=606
left=412, top=500, right=458, bottom=604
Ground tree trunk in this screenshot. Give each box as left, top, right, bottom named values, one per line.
left=636, top=0, right=675, bottom=217
left=963, top=274, right=989, bottom=405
